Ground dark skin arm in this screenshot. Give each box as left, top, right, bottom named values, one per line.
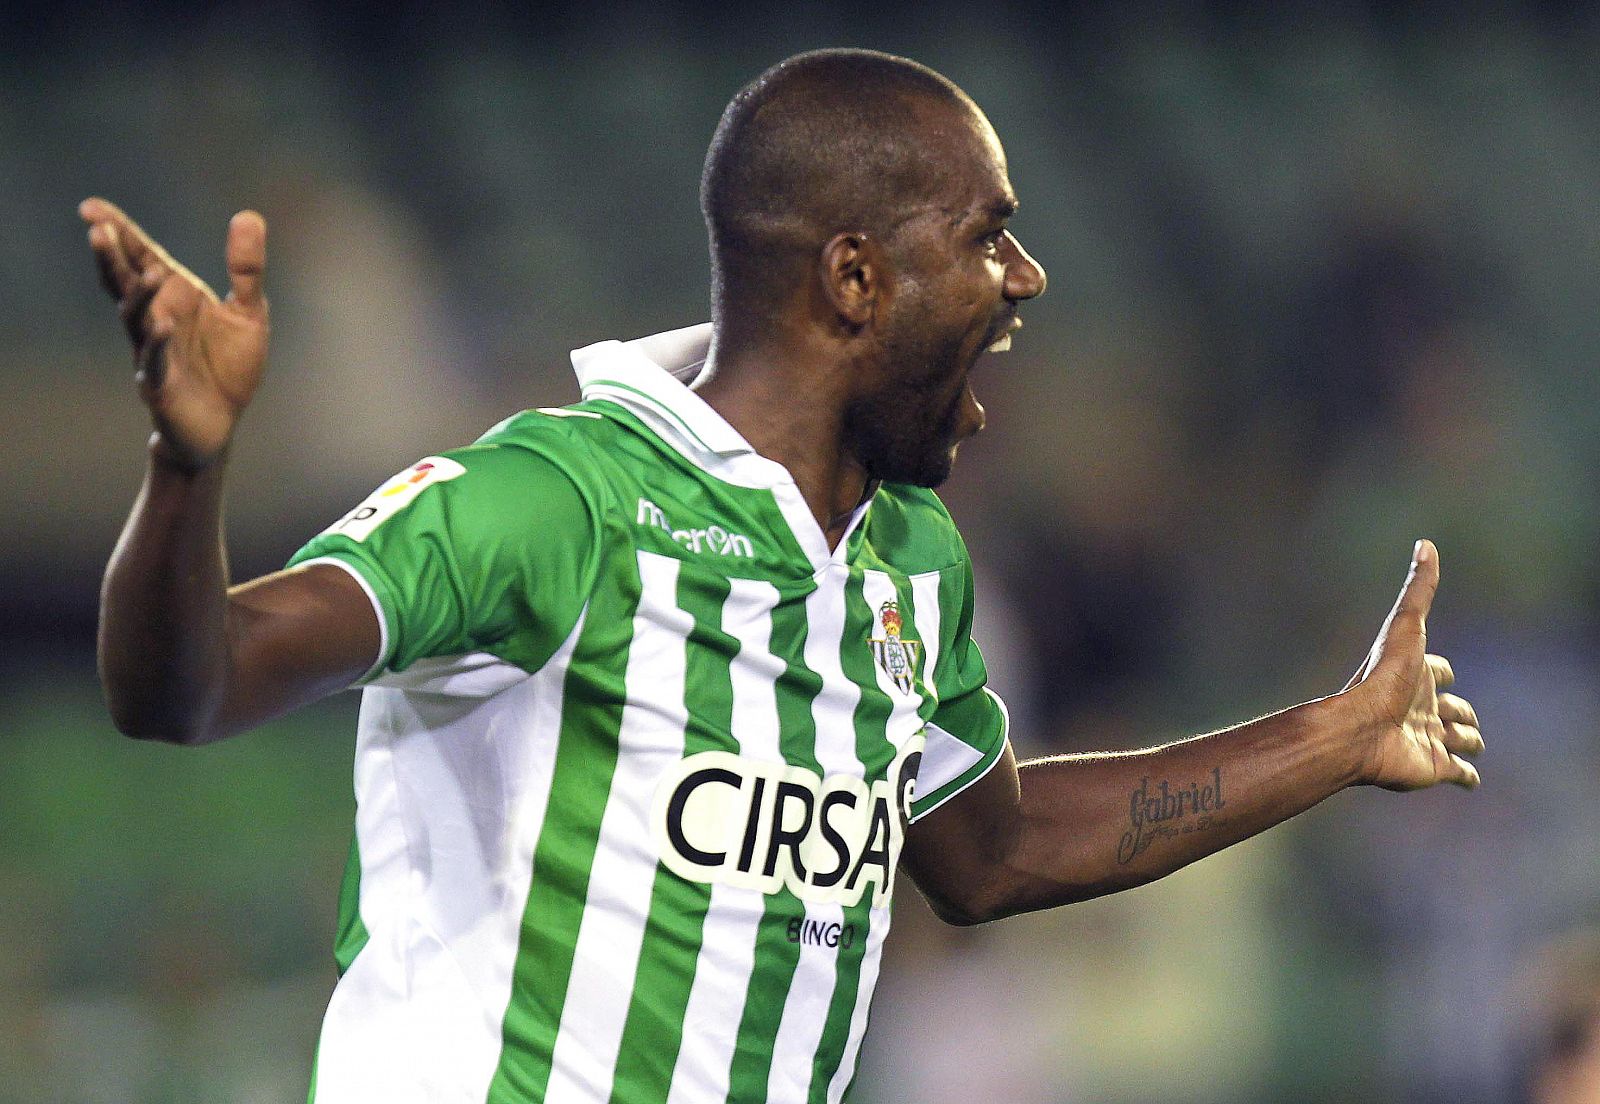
left=84, top=198, right=379, bottom=744
left=903, top=541, right=1485, bottom=925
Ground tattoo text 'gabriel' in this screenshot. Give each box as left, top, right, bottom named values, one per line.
left=1117, top=768, right=1227, bottom=865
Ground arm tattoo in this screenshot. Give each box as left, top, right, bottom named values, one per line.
left=1116, top=767, right=1227, bottom=865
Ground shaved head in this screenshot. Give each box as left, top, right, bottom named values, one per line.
left=696, top=49, right=1044, bottom=493
left=701, top=49, right=987, bottom=329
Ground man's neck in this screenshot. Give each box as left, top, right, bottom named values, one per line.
left=694, top=329, right=870, bottom=550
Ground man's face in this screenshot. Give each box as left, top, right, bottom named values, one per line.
left=843, top=107, right=1047, bottom=487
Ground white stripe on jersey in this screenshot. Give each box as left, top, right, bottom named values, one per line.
left=863, top=569, right=931, bottom=756
left=666, top=577, right=784, bottom=1104
left=823, top=568, right=939, bottom=1102
left=826, top=907, right=890, bottom=1104
left=908, top=570, right=944, bottom=707
left=766, top=564, right=866, bottom=1103
left=545, top=553, right=694, bottom=1102
left=908, top=568, right=991, bottom=800
left=312, top=615, right=585, bottom=1102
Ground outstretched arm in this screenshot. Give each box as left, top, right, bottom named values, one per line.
left=84, top=199, right=379, bottom=744
left=902, top=540, right=1483, bottom=925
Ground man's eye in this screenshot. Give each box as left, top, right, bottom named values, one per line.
left=984, top=230, right=1006, bottom=254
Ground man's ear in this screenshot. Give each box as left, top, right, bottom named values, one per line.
left=818, top=233, right=890, bottom=329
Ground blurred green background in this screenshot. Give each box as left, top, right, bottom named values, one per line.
left=4, top=2, right=1598, bottom=1101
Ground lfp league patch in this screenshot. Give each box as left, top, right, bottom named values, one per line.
left=321, top=456, right=467, bottom=542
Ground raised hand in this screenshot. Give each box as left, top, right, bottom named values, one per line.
left=81, top=198, right=269, bottom=469
left=1345, top=540, right=1484, bottom=791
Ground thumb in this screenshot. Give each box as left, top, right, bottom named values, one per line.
left=1371, top=539, right=1438, bottom=672
left=1396, top=538, right=1439, bottom=626
left=1347, top=539, right=1440, bottom=690
left=225, top=210, right=267, bottom=314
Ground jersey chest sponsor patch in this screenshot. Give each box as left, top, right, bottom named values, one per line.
left=650, top=739, right=924, bottom=910
left=321, top=456, right=467, bottom=542
left=634, top=496, right=755, bottom=558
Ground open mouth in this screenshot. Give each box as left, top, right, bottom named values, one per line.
left=985, top=316, right=1022, bottom=354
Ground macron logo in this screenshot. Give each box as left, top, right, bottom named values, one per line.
left=636, top=497, right=754, bottom=558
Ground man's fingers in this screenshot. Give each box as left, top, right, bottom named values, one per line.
left=1443, top=721, right=1485, bottom=759
left=135, top=317, right=173, bottom=392
left=1427, top=654, right=1455, bottom=691
left=82, top=197, right=174, bottom=275
left=126, top=272, right=206, bottom=386
left=225, top=210, right=267, bottom=313
left=89, top=221, right=136, bottom=299
left=1447, top=753, right=1482, bottom=789
left=79, top=197, right=220, bottom=304
left=1437, top=691, right=1475, bottom=726
left=80, top=197, right=159, bottom=269
left=118, top=265, right=165, bottom=346
left=79, top=196, right=125, bottom=225
left=79, top=196, right=124, bottom=229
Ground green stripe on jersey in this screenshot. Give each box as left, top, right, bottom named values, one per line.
left=332, top=834, right=368, bottom=976
left=485, top=557, right=643, bottom=1102
left=809, top=569, right=902, bottom=1099
left=607, top=568, right=731, bottom=1102
left=725, top=575, right=827, bottom=1102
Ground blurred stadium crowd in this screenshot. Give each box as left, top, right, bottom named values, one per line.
left=3, top=3, right=1599, bottom=1101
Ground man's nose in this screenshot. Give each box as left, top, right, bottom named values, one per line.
left=1002, top=231, right=1047, bottom=301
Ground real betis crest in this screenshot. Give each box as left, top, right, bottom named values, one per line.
left=869, top=601, right=923, bottom=694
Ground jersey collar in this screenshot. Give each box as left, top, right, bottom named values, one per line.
left=572, top=322, right=806, bottom=492
left=570, top=323, right=874, bottom=569
left=572, top=323, right=752, bottom=459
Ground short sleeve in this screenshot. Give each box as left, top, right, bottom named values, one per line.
left=286, top=434, right=603, bottom=685
left=909, top=556, right=1010, bottom=822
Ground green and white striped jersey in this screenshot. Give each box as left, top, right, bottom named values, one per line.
left=288, top=324, right=1010, bottom=1103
